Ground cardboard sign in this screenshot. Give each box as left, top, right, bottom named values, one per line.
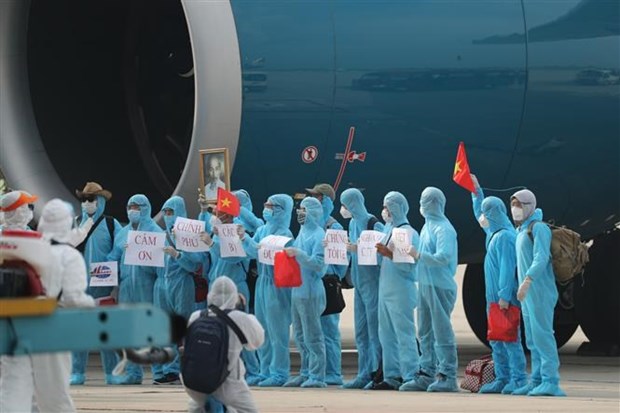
left=89, top=261, right=118, bottom=287
left=392, top=227, right=415, bottom=264
left=258, top=235, right=292, bottom=266
left=124, top=231, right=166, bottom=267
left=218, top=224, right=247, bottom=258
left=174, top=217, right=209, bottom=252
left=357, top=230, right=385, bottom=266
left=324, top=229, right=349, bottom=266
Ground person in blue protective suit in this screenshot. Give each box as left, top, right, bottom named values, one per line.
left=510, top=189, right=566, bottom=397
left=199, top=207, right=262, bottom=385
left=154, top=195, right=203, bottom=385
left=71, top=182, right=123, bottom=386
left=282, top=197, right=328, bottom=388
left=339, top=188, right=384, bottom=389
left=307, top=183, right=347, bottom=385
left=234, top=189, right=264, bottom=236
left=233, top=189, right=264, bottom=316
left=370, top=191, right=420, bottom=391
left=470, top=175, right=527, bottom=394
left=107, top=194, right=164, bottom=385
left=238, top=194, right=294, bottom=387
left=401, top=187, right=459, bottom=393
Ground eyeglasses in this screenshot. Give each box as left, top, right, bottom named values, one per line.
left=80, top=196, right=96, bottom=202
left=264, top=203, right=282, bottom=210
left=127, top=204, right=145, bottom=211
left=27, top=204, right=35, bottom=211
left=162, top=208, right=175, bottom=216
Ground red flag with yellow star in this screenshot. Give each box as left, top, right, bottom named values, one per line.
left=453, top=142, right=476, bottom=193
left=216, top=187, right=240, bottom=217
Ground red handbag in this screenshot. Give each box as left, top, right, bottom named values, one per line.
left=487, top=302, right=520, bottom=342
left=274, top=251, right=302, bottom=288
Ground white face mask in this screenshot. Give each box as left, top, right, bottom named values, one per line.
left=82, top=201, right=97, bottom=215
left=511, top=206, right=524, bottom=222
left=340, top=206, right=352, bottom=220
left=381, top=208, right=392, bottom=223
left=419, top=207, right=426, bottom=218
left=210, top=215, right=222, bottom=228
left=478, top=214, right=490, bottom=229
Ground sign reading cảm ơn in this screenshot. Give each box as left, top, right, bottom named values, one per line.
left=124, top=231, right=166, bottom=267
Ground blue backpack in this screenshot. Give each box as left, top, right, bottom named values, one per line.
left=181, top=304, right=247, bottom=394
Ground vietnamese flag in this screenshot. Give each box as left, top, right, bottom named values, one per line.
left=216, top=187, right=240, bottom=217
left=453, top=142, right=476, bottom=193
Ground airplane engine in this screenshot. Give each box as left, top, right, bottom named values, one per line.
left=0, top=0, right=240, bottom=220
left=1, top=0, right=618, bottom=350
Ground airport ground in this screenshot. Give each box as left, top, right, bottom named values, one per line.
left=72, top=267, right=620, bottom=413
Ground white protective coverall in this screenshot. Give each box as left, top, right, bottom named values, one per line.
left=0, top=199, right=95, bottom=413
left=184, top=276, right=265, bottom=413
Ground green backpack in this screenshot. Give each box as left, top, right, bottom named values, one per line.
left=527, top=221, right=590, bottom=284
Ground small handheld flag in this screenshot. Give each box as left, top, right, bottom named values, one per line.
left=216, top=187, right=240, bottom=217
left=453, top=142, right=476, bottom=193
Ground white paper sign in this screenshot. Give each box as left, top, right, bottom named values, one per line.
left=258, top=235, right=292, bottom=265
left=174, top=217, right=209, bottom=252
left=357, top=230, right=385, bottom=266
left=324, top=229, right=349, bottom=266
left=218, top=224, right=247, bottom=258
left=89, top=261, right=118, bottom=287
left=392, top=227, right=415, bottom=263
left=124, top=231, right=166, bottom=267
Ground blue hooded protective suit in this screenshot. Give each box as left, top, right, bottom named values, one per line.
left=242, top=194, right=294, bottom=386
left=233, top=189, right=263, bottom=318
left=207, top=212, right=260, bottom=381
left=376, top=191, right=420, bottom=389
left=472, top=186, right=527, bottom=394
left=318, top=195, right=347, bottom=385
left=157, top=196, right=201, bottom=319
left=284, top=197, right=327, bottom=388
left=154, top=196, right=203, bottom=378
left=234, top=189, right=264, bottom=235
left=207, top=229, right=251, bottom=302
left=71, top=195, right=122, bottom=384
left=107, top=194, right=164, bottom=383
left=108, top=194, right=163, bottom=303
left=416, top=187, right=458, bottom=392
left=511, top=189, right=565, bottom=397
left=340, top=188, right=384, bottom=388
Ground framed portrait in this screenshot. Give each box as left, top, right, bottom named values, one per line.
left=199, top=148, right=231, bottom=202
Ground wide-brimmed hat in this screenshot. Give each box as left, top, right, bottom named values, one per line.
left=75, top=182, right=112, bottom=200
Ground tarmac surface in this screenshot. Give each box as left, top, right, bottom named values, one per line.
left=71, top=268, right=620, bottom=413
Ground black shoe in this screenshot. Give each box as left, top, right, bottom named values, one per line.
left=369, top=378, right=401, bottom=391
left=153, top=373, right=180, bottom=385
